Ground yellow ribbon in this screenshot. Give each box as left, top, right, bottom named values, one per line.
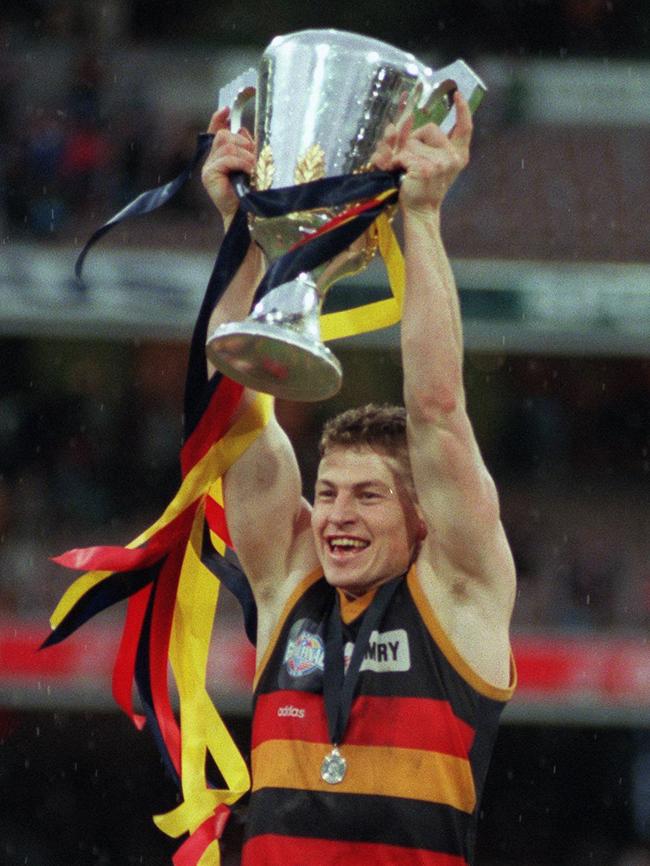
left=153, top=488, right=250, bottom=859
left=48, top=396, right=272, bottom=865
left=320, top=211, right=405, bottom=342
left=197, top=842, right=221, bottom=866
left=49, top=394, right=273, bottom=630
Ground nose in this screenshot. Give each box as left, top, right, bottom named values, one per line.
left=327, top=492, right=356, bottom=525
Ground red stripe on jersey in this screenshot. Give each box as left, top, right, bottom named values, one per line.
left=242, top=833, right=469, bottom=866
left=348, top=695, right=475, bottom=755
left=252, top=691, right=328, bottom=747
left=252, top=691, right=475, bottom=756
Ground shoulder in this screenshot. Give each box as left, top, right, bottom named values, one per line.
left=254, top=566, right=327, bottom=681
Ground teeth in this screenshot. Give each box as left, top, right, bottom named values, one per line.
left=330, top=538, right=367, bottom=549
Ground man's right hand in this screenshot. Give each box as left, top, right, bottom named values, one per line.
left=201, top=106, right=256, bottom=229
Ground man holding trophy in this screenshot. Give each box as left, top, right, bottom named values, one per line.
left=201, top=40, right=517, bottom=866
left=45, top=29, right=517, bottom=866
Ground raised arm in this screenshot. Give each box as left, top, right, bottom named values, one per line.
left=373, top=95, right=516, bottom=677
left=201, top=109, right=317, bottom=639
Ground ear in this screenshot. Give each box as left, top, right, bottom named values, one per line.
left=414, top=505, right=428, bottom=542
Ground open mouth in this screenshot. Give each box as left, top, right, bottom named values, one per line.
left=327, top=537, right=370, bottom=557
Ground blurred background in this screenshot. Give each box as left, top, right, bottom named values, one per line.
left=1, top=1, right=649, bottom=864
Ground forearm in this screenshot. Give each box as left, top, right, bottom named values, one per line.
left=202, top=106, right=263, bottom=339
left=401, top=207, right=465, bottom=418
left=207, top=239, right=266, bottom=334
left=370, top=93, right=471, bottom=420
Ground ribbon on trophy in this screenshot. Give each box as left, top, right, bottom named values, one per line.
left=43, top=139, right=405, bottom=866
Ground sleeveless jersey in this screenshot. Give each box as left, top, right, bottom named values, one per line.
left=243, top=565, right=515, bottom=866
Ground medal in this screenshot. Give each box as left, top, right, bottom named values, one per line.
left=320, top=746, right=347, bottom=784
left=320, top=578, right=402, bottom=787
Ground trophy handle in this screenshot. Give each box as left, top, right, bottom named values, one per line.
left=230, top=84, right=256, bottom=132
left=411, top=59, right=487, bottom=132
left=216, top=72, right=258, bottom=198
left=218, top=68, right=258, bottom=130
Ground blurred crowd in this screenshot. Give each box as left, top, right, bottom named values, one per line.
left=4, top=9, right=650, bottom=265
left=1, top=7, right=649, bottom=866
left=0, top=3, right=198, bottom=244
left=1, top=47, right=209, bottom=243
left=0, top=338, right=188, bottom=617
left=469, top=354, right=650, bottom=634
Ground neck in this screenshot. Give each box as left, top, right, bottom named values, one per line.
left=341, top=588, right=369, bottom=601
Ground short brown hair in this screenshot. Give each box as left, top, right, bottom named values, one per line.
left=319, top=403, right=416, bottom=500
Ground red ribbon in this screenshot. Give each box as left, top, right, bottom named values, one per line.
left=51, top=505, right=197, bottom=573
left=288, top=192, right=392, bottom=251
left=148, top=543, right=185, bottom=776
left=172, top=805, right=231, bottom=866
left=204, top=496, right=233, bottom=549
left=112, top=582, right=152, bottom=729
left=180, top=378, right=244, bottom=478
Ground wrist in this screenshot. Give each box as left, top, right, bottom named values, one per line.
left=401, top=205, right=442, bottom=235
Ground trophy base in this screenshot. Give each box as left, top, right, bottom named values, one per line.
left=206, top=320, right=343, bottom=402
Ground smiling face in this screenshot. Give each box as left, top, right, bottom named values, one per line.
left=311, top=445, right=424, bottom=596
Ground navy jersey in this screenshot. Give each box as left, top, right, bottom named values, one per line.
left=243, top=565, right=515, bottom=866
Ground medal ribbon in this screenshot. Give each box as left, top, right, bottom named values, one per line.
left=323, top=577, right=402, bottom=749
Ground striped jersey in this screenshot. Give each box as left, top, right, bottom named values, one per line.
left=243, top=565, right=515, bottom=865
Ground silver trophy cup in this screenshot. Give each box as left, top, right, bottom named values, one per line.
left=206, top=29, right=485, bottom=401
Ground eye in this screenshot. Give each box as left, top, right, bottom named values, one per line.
left=315, top=487, right=335, bottom=501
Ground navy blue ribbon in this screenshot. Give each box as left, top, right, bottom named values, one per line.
left=74, top=132, right=215, bottom=285
left=74, top=132, right=400, bottom=291
left=40, top=564, right=157, bottom=648
left=74, top=132, right=400, bottom=435
left=324, top=577, right=402, bottom=748
left=133, top=579, right=181, bottom=786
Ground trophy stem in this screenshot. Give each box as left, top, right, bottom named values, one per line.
left=206, top=273, right=343, bottom=402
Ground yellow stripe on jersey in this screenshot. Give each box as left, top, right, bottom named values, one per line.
left=251, top=739, right=476, bottom=814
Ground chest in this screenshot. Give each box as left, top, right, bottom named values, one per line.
left=259, top=580, right=473, bottom=714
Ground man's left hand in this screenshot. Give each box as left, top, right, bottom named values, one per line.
left=372, top=91, right=473, bottom=215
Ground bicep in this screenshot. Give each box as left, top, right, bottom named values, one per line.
left=407, top=408, right=511, bottom=582
left=223, top=407, right=311, bottom=589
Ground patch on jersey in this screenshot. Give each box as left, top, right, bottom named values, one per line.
left=344, top=628, right=411, bottom=673
left=283, top=618, right=326, bottom=678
